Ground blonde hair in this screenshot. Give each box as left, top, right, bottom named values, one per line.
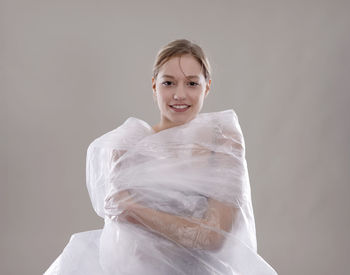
left=152, top=39, right=212, bottom=83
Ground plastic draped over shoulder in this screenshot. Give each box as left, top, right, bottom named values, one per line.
left=86, top=117, right=153, bottom=218
left=86, top=109, right=278, bottom=275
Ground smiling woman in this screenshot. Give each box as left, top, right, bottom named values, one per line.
left=44, top=39, right=278, bottom=275
left=151, top=40, right=212, bottom=132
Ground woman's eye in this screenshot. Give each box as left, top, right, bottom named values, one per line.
left=189, top=82, right=199, bottom=86
left=162, top=81, right=172, bottom=86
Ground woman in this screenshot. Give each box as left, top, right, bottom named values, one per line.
left=45, top=39, right=278, bottom=274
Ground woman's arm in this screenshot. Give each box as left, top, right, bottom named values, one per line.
left=116, top=190, right=237, bottom=251
left=111, top=136, right=242, bottom=251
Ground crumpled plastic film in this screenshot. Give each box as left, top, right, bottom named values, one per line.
left=45, top=109, right=278, bottom=275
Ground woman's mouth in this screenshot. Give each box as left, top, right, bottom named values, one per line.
left=169, top=104, right=191, bottom=112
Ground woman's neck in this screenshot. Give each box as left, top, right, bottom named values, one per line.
left=152, top=121, right=184, bottom=133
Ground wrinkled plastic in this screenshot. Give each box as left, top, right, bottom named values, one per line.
left=44, top=109, right=278, bottom=275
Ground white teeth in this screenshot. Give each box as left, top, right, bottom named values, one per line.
left=171, top=105, right=189, bottom=109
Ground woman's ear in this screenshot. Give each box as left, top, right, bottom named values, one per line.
left=205, top=79, right=211, bottom=97
left=152, top=77, right=156, bottom=94
left=152, top=78, right=157, bottom=103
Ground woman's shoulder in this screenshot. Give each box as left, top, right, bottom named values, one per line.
left=87, top=116, right=153, bottom=150
left=196, top=109, right=239, bottom=132
left=199, top=109, right=238, bottom=123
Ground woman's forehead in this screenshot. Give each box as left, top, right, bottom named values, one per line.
left=158, top=56, right=204, bottom=80
left=160, top=74, right=201, bottom=80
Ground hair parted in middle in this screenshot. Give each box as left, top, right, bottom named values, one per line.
left=152, top=39, right=212, bottom=84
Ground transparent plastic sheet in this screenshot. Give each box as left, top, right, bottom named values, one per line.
left=44, top=109, right=278, bottom=275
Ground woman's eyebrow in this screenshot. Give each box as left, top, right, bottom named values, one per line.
left=162, top=74, right=200, bottom=79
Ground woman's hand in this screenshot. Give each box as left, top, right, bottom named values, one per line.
left=110, top=190, right=144, bottom=225
left=113, top=189, right=137, bottom=211
left=104, top=189, right=138, bottom=220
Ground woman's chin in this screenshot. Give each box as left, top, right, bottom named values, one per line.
left=170, top=115, right=196, bottom=126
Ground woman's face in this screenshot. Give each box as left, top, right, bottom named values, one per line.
left=152, top=54, right=211, bottom=130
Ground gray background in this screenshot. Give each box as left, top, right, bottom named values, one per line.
left=2, top=0, right=349, bottom=274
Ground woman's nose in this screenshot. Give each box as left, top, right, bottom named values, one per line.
left=173, top=87, right=186, bottom=100
left=173, top=93, right=185, bottom=100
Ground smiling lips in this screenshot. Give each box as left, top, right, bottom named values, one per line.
left=169, top=104, right=191, bottom=112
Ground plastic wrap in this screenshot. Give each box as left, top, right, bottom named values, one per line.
left=44, top=109, right=277, bottom=275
